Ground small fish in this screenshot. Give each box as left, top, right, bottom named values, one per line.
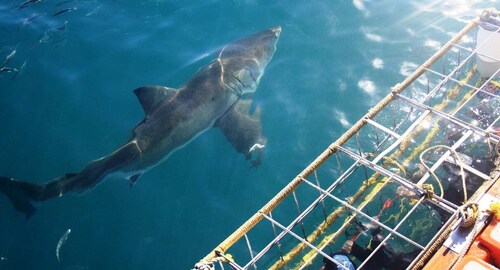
left=0, top=256, right=7, bottom=261
left=0, top=67, right=19, bottom=74
left=1, top=46, right=18, bottom=68
left=0, top=48, right=21, bottom=78
left=55, top=0, right=75, bottom=6
left=20, top=13, right=43, bottom=29
left=52, top=7, right=77, bottom=17
left=38, top=22, right=67, bottom=45
left=56, top=20, right=68, bottom=31
left=4, top=50, right=16, bottom=62
left=56, top=228, right=71, bottom=263
left=85, top=5, right=101, bottom=17
left=51, top=38, right=67, bottom=48
left=27, top=13, right=43, bottom=22
left=14, top=0, right=43, bottom=10
left=12, top=60, right=26, bottom=79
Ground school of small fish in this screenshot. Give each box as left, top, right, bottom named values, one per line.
left=2, top=0, right=99, bottom=80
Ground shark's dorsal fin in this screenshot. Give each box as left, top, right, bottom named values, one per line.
left=134, top=85, right=178, bottom=116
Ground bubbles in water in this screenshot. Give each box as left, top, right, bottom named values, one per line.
left=424, top=39, right=441, bottom=50
left=352, top=0, right=370, bottom=17
left=372, top=58, right=384, bottom=69
left=400, top=61, right=418, bottom=76
left=358, top=79, right=376, bottom=95
left=333, top=109, right=351, bottom=129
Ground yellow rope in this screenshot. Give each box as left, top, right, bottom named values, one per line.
left=411, top=155, right=500, bottom=270
left=450, top=203, right=480, bottom=270
left=490, top=201, right=500, bottom=220
left=196, top=16, right=482, bottom=269
left=419, top=145, right=468, bottom=201
left=489, top=80, right=500, bottom=88
left=288, top=67, right=480, bottom=269
left=458, top=203, right=479, bottom=228
left=279, top=68, right=481, bottom=268
left=420, top=184, right=435, bottom=199
left=293, top=177, right=392, bottom=269
left=382, top=197, right=408, bottom=224
left=399, top=66, right=477, bottom=162
left=292, top=67, right=477, bottom=269
left=269, top=176, right=383, bottom=270
left=287, top=176, right=404, bottom=269
left=382, top=156, right=407, bottom=177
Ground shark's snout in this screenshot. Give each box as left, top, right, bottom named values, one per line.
left=271, top=26, right=281, bottom=37
left=0, top=26, right=280, bottom=218
left=217, top=27, right=281, bottom=96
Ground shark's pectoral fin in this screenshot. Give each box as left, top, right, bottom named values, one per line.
left=134, top=85, right=178, bottom=116
left=215, top=99, right=266, bottom=167
left=128, top=173, right=142, bottom=187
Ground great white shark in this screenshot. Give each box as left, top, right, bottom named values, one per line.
left=0, top=26, right=281, bottom=218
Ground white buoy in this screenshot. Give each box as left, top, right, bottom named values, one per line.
left=476, top=9, right=500, bottom=78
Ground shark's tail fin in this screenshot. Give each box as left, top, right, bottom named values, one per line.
left=0, top=177, right=42, bottom=218
left=0, top=140, right=142, bottom=218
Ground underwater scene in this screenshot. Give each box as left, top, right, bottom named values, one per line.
left=0, top=1, right=499, bottom=270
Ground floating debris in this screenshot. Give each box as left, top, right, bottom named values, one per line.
left=56, top=228, right=71, bottom=263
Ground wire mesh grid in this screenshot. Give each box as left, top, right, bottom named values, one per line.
left=195, top=9, right=500, bottom=270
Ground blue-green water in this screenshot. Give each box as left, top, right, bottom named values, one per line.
left=0, top=1, right=497, bottom=269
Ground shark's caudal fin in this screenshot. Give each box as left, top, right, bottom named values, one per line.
left=0, top=177, right=42, bottom=218
left=0, top=174, right=84, bottom=218
left=0, top=141, right=142, bottom=218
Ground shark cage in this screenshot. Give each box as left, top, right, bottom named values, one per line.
left=194, top=8, right=500, bottom=270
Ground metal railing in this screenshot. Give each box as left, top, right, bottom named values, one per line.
left=194, top=9, right=500, bottom=270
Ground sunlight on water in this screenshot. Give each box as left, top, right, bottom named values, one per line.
left=0, top=1, right=497, bottom=269
left=358, top=78, right=377, bottom=95
left=400, top=61, right=419, bottom=76
left=424, top=38, right=442, bottom=50
left=372, top=58, right=384, bottom=69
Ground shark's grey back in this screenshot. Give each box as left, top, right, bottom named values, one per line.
left=0, top=26, right=281, bottom=218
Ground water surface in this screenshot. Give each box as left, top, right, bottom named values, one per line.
left=0, top=1, right=497, bottom=269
